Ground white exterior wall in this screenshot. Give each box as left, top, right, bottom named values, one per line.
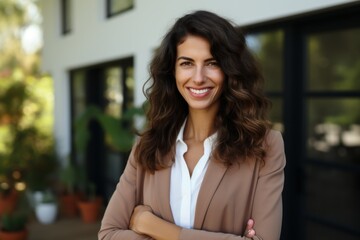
left=40, top=0, right=355, bottom=158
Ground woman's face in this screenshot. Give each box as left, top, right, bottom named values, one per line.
left=175, top=35, right=225, bottom=112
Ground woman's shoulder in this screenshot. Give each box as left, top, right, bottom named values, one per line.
left=261, top=129, right=286, bottom=173
left=265, top=129, right=283, bottom=146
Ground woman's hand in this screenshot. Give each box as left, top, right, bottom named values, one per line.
left=245, top=219, right=256, bottom=238
left=129, top=205, right=153, bottom=234
left=129, top=205, right=181, bottom=240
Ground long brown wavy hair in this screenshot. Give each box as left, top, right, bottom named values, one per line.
left=134, top=10, right=271, bottom=172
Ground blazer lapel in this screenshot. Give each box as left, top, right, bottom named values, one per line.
left=193, top=157, right=228, bottom=229
left=154, top=151, right=175, bottom=223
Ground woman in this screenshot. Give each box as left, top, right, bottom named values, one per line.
left=99, top=10, right=285, bottom=240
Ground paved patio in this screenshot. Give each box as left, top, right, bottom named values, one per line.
left=28, top=218, right=100, bottom=240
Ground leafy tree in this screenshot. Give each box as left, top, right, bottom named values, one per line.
left=0, top=0, right=55, bottom=192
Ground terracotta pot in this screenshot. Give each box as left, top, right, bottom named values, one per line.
left=60, top=194, right=78, bottom=217
left=0, top=191, right=18, bottom=216
left=0, top=229, right=28, bottom=240
left=78, top=197, right=102, bottom=223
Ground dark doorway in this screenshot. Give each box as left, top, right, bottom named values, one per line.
left=69, top=56, right=134, bottom=203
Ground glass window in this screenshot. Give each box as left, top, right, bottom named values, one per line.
left=70, top=57, right=135, bottom=203
left=107, top=0, right=134, bottom=18
left=104, top=67, right=123, bottom=118
left=306, top=28, right=360, bottom=163
left=246, top=30, right=284, bottom=131
left=269, top=98, right=284, bottom=132
left=125, top=66, right=134, bottom=109
left=307, top=28, right=360, bottom=91
left=72, top=70, right=86, bottom=119
left=307, top=98, right=360, bottom=164
left=305, top=26, right=360, bottom=240
left=246, top=30, right=284, bottom=92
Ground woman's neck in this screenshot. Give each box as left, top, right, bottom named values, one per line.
left=184, top=109, right=217, bottom=142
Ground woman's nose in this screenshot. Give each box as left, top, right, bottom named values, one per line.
left=192, top=66, right=205, bottom=85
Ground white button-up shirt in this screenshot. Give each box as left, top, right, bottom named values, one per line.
left=170, top=120, right=217, bottom=229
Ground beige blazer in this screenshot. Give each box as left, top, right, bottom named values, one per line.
left=99, top=130, right=286, bottom=240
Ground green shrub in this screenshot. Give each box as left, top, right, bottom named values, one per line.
left=1, top=213, right=27, bottom=232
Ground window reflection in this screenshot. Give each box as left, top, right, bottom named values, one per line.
left=125, top=67, right=134, bottom=109
left=72, top=70, right=86, bottom=118
left=307, top=28, right=360, bottom=91
left=104, top=67, right=123, bottom=118
left=269, top=97, right=284, bottom=132
left=307, top=98, right=360, bottom=163
left=246, top=30, right=284, bottom=92
left=246, top=30, right=284, bottom=131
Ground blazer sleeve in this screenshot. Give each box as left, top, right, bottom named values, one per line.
left=178, top=131, right=286, bottom=240
left=250, top=130, right=286, bottom=240
left=98, top=146, right=152, bottom=240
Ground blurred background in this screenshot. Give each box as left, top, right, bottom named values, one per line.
left=0, top=0, right=359, bottom=239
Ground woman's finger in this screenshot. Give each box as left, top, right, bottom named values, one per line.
left=245, top=219, right=256, bottom=238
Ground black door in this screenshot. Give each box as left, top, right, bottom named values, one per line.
left=70, top=57, right=134, bottom=203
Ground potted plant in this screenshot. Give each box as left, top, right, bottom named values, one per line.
left=58, top=156, right=80, bottom=218
left=0, top=169, right=28, bottom=218
left=73, top=104, right=145, bottom=223
left=0, top=213, right=28, bottom=240
left=34, top=190, right=58, bottom=224
left=24, top=143, right=58, bottom=210
left=77, top=181, right=102, bottom=223
left=0, top=193, right=30, bottom=240
left=0, top=170, right=19, bottom=216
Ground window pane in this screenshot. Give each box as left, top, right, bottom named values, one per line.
left=269, top=97, right=284, bottom=132
left=104, top=67, right=123, bottom=118
left=307, top=98, right=360, bottom=164
left=108, top=0, right=134, bottom=16
left=72, top=70, right=86, bottom=118
left=305, top=165, right=360, bottom=232
left=125, top=66, right=134, bottom=109
left=246, top=30, right=284, bottom=92
left=307, top=28, right=360, bottom=91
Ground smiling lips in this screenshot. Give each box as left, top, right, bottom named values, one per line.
left=188, top=87, right=211, bottom=97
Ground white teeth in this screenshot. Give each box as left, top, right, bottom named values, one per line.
left=190, top=88, right=209, bottom=94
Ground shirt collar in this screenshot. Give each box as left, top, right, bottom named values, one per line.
left=176, top=119, right=187, bottom=143
left=176, top=118, right=218, bottom=145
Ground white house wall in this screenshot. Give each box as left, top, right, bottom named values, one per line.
left=40, top=0, right=355, bottom=159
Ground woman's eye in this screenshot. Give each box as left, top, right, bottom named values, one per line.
left=207, top=61, right=219, bottom=67
left=180, top=61, right=192, bottom=66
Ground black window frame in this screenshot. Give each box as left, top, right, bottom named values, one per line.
left=242, top=2, right=360, bottom=239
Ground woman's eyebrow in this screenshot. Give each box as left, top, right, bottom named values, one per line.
left=177, top=56, right=216, bottom=62
left=204, top=58, right=216, bottom=62
left=177, top=56, right=193, bottom=61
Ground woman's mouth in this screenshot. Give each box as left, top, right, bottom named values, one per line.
left=189, top=88, right=210, bottom=95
